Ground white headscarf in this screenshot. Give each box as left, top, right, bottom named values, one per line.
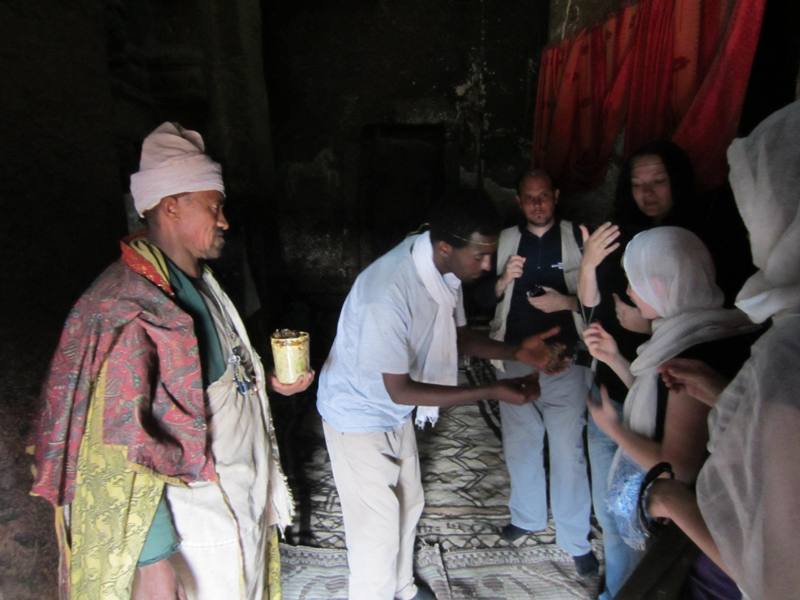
left=410, top=231, right=461, bottom=427
left=697, top=101, right=800, bottom=600
left=620, top=227, right=755, bottom=437
left=728, top=100, right=800, bottom=323
left=130, top=122, right=225, bottom=217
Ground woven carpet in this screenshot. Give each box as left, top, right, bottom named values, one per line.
left=280, top=362, right=602, bottom=599
left=280, top=542, right=601, bottom=599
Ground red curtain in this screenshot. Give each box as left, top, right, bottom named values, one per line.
left=532, top=0, right=766, bottom=192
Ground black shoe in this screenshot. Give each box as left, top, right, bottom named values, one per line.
left=411, top=581, right=436, bottom=600
left=500, top=523, right=535, bottom=542
left=573, top=550, right=599, bottom=576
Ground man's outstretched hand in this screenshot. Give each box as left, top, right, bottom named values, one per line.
left=268, top=370, right=316, bottom=396
left=514, top=326, right=570, bottom=374
left=489, top=374, right=541, bottom=405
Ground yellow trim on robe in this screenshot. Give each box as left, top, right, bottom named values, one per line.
left=68, top=363, right=164, bottom=599
left=266, top=527, right=282, bottom=600
left=128, top=237, right=170, bottom=283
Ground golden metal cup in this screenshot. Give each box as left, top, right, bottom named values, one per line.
left=270, top=329, right=310, bottom=385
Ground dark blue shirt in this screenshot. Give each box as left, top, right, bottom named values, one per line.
left=504, top=224, right=579, bottom=349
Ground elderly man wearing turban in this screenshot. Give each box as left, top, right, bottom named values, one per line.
left=30, top=122, right=313, bottom=600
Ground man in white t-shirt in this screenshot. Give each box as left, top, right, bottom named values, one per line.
left=317, top=188, right=566, bottom=600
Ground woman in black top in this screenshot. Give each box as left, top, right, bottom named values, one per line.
left=584, top=227, right=759, bottom=599
left=615, top=140, right=698, bottom=235
left=614, top=140, right=753, bottom=311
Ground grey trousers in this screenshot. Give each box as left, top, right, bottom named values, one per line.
left=498, top=361, right=593, bottom=556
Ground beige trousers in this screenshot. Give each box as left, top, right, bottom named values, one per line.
left=323, top=419, right=425, bottom=600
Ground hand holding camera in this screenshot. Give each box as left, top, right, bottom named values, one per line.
left=526, top=285, right=575, bottom=313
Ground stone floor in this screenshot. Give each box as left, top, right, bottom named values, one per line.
left=0, top=318, right=60, bottom=600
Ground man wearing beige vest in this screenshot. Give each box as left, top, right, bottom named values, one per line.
left=476, top=169, right=597, bottom=575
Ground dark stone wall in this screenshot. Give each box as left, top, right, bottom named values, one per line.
left=0, top=2, right=123, bottom=333
left=0, top=5, right=122, bottom=596
left=0, top=2, right=279, bottom=596
left=263, top=1, right=549, bottom=299
left=0, top=0, right=280, bottom=335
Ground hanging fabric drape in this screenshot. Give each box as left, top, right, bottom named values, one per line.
left=532, top=0, right=766, bottom=192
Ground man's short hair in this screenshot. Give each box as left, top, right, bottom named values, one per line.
left=515, top=168, right=556, bottom=195
left=429, top=187, right=501, bottom=249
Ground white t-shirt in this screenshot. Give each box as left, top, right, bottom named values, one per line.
left=317, top=235, right=466, bottom=432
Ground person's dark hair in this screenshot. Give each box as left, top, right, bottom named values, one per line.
left=614, top=140, right=696, bottom=233
left=429, top=187, right=501, bottom=248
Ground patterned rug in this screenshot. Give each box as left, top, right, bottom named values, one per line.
left=280, top=542, right=600, bottom=599
left=281, top=361, right=602, bottom=599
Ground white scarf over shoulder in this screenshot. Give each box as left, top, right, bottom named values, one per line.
left=620, top=227, right=756, bottom=437
left=411, top=232, right=462, bottom=427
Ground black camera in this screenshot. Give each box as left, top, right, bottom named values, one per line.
left=526, top=285, right=546, bottom=298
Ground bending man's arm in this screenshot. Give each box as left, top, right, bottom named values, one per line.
left=457, top=326, right=568, bottom=374
left=456, top=326, right=516, bottom=362
left=382, top=372, right=538, bottom=407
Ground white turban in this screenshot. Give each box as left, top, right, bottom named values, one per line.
left=129, top=122, right=225, bottom=217
left=728, top=100, right=800, bottom=323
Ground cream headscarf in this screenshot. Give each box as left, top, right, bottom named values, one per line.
left=697, top=100, right=800, bottom=600
left=727, top=100, right=800, bottom=323
left=620, top=227, right=755, bottom=438
left=130, top=122, right=225, bottom=217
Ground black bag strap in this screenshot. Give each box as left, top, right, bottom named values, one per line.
left=572, top=221, right=584, bottom=253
